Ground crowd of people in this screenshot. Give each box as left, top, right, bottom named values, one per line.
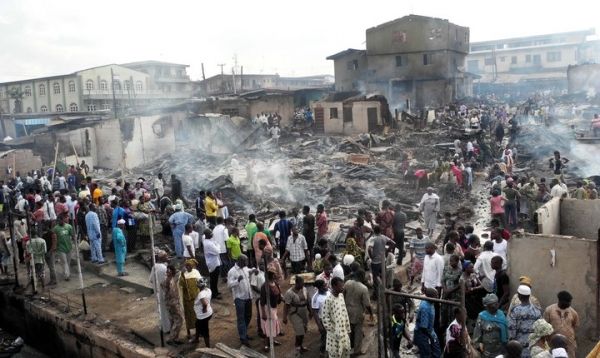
left=0, top=105, right=596, bottom=358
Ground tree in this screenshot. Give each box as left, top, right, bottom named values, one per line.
left=9, top=87, right=24, bottom=113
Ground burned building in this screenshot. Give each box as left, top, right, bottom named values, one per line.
left=327, top=15, right=476, bottom=112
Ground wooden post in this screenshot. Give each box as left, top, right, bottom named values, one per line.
left=51, top=141, right=60, bottom=184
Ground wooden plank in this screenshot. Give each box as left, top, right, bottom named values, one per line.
left=239, top=345, right=269, bottom=358
left=195, top=347, right=233, bottom=358
left=215, top=343, right=247, bottom=358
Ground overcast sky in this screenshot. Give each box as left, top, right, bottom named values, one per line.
left=0, top=0, right=597, bottom=82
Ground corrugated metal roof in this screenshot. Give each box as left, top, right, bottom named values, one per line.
left=14, top=118, right=50, bottom=126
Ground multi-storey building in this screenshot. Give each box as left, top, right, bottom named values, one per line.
left=121, top=60, right=192, bottom=98
left=197, top=73, right=333, bottom=97
left=327, top=15, right=475, bottom=111
left=0, top=62, right=192, bottom=115
left=467, top=29, right=600, bottom=95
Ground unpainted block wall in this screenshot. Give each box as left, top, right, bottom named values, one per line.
left=508, top=233, right=598, bottom=356
left=560, top=199, right=600, bottom=239
left=535, top=197, right=561, bottom=235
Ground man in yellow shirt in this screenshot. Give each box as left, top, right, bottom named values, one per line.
left=204, top=191, right=219, bottom=227
left=92, top=183, right=103, bottom=206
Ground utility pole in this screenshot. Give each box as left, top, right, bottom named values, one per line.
left=201, top=63, right=206, bottom=81
left=217, top=64, right=226, bottom=95
left=111, top=67, right=118, bottom=119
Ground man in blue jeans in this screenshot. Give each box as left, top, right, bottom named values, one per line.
left=227, top=254, right=255, bottom=346
left=414, top=288, right=441, bottom=358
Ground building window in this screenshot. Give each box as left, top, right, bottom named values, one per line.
left=124, top=80, right=131, bottom=91
left=500, top=56, right=505, bottom=62
left=511, top=56, right=517, bottom=64
left=102, top=103, right=111, bottom=110
left=69, top=103, right=78, bottom=112
left=467, top=60, right=479, bottom=73
left=533, top=54, right=541, bottom=65
left=40, top=105, right=48, bottom=112
left=525, top=55, right=531, bottom=63
left=26, top=107, right=32, bottom=113
left=86, top=80, right=94, bottom=91
left=100, top=80, right=108, bottom=91
left=39, top=84, right=46, bottom=96
left=113, top=80, right=121, bottom=91
left=53, top=82, right=61, bottom=94
left=55, top=104, right=63, bottom=112
left=423, top=53, right=433, bottom=65
left=87, top=104, right=96, bottom=111
left=347, top=60, right=359, bottom=71
left=395, top=55, right=405, bottom=67
left=329, top=107, right=339, bottom=119
left=68, top=81, right=76, bottom=93
left=547, top=51, right=562, bottom=62
left=484, top=57, right=495, bottom=66
left=24, top=86, right=32, bottom=96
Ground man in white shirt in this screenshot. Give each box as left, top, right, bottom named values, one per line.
left=153, top=173, right=165, bottom=199
left=212, top=217, right=229, bottom=281
left=282, top=227, right=309, bottom=274
left=227, top=254, right=254, bottom=346
left=189, top=229, right=200, bottom=256
left=182, top=224, right=195, bottom=258
left=550, top=179, right=569, bottom=199
left=474, top=241, right=499, bottom=292
left=331, top=256, right=345, bottom=280
left=311, top=279, right=331, bottom=355
left=491, top=230, right=508, bottom=270
left=203, top=229, right=222, bottom=299
left=421, top=242, right=444, bottom=293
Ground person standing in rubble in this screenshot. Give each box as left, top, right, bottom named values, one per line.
left=169, top=204, right=194, bottom=258
left=316, top=204, right=328, bottom=241
left=170, top=174, right=183, bottom=202
left=375, top=200, right=395, bottom=240
left=301, top=206, right=316, bottom=254
left=114, top=219, right=128, bottom=276
left=419, top=187, right=440, bottom=237
left=548, top=151, right=568, bottom=181
left=204, top=191, right=219, bottom=228
left=85, top=204, right=104, bottom=264
left=153, top=173, right=165, bottom=200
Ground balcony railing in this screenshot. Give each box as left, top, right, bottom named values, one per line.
left=82, top=90, right=190, bottom=99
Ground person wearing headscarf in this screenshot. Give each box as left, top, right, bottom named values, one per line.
left=178, top=259, right=202, bottom=339
left=343, top=238, right=364, bottom=267
left=168, top=205, right=194, bottom=258
left=162, top=264, right=184, bottom=345
left=114, top=219, right=128, bottom=276
left=508, top=276, right=541, bottom=315
left=528, top=319, right=553, bottom=358
left=136, top=192, right=154, bottom=240
left=460, top=260, right=486, bottom=330
left=473, top=293, right=509, bottom=358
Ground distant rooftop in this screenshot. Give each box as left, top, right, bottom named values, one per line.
left=121, top=60, right=189, bottom=67
left=471, top=29, right=595, bottom=46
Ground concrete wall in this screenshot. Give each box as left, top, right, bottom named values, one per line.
left=317, top=100, right=380, bottom=135
left=0, top=149, right=42, bottom=180
left=535, top=197, right=561, bottom=235
left=366, top=15, right=469, bottom=55
left=560, top=199, right=600, bottom=239
left=332, top=51, right=368, bottom=92
left=93, top=119, right=124, bottom=169
left=248, top=95, right=295, bottom=127
left=507, top=233, right=598, bottom=356
left=122, top=115, right=177, bottom=169
left=0, top=288, right=155, bottom=358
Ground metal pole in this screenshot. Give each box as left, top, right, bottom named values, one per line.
left=262, top=255, right=275, bottom=358
left=111, top=68, right=118, bottom=119
left=383, top=289, right=462, bottom=306
left=7, top=198, right=19, bottom=288
left=72, top=221, right=88, bottom=314
left=380, top=250, right=388, bottom=358
left=50, top=141, right=59, bottom=185
left=149, top=216, right=165, bottom=347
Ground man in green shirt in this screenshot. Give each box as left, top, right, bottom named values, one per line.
left=244, top=214, right=258, bottom=266
left=53, top=214, right=74, bottom=281
left=227, top=227, right=242, bottom=261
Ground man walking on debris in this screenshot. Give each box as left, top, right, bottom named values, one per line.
left=170, top=174, right=183, bottom=202
left=393, top=203, right=407, bottom=264
left=301, top=206, right=316, bottom=253
left=344, top=269, right=373, bottom=355
left=316, top=204, right=328, bottom=240
left=376, top=200, right=395, bottom=239
left=419, top=187, right=440, bottom=237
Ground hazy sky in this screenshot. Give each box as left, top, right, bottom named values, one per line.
left=0, top=0, right=597, bottom=82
